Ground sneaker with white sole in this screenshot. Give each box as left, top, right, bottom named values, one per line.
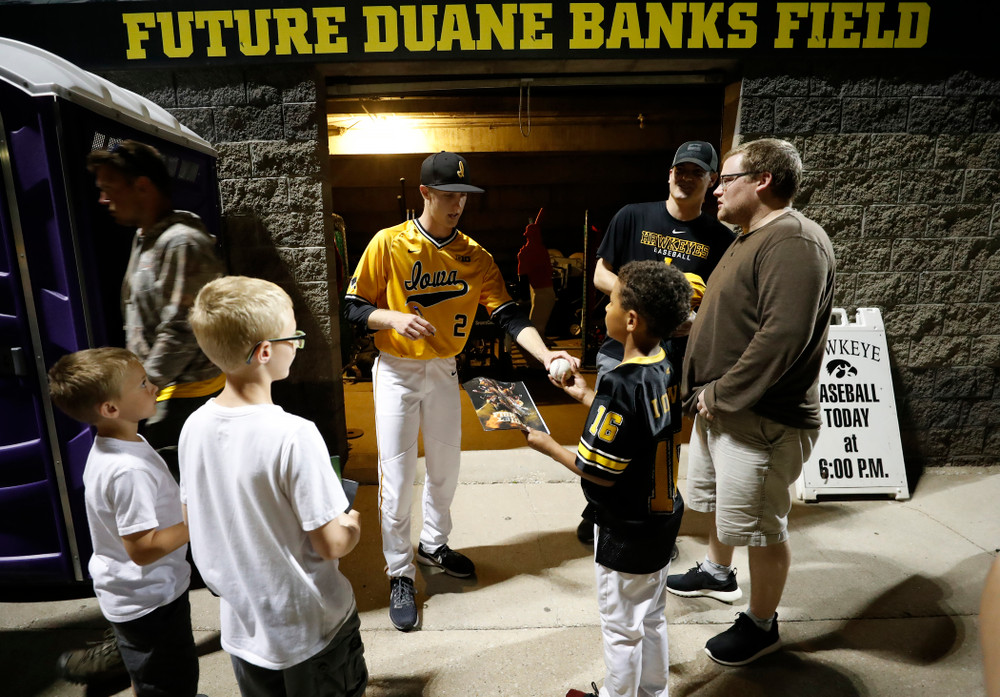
left=705, top=612, right=781, bottom=666
left=388, top=577, right=418, bottom=631
left=417, top=543, right=475, bottom=578
left=666, top=563, right=742, bottom=603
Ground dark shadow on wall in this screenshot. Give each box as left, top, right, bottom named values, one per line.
left=221, top=213, right=347, bottom=464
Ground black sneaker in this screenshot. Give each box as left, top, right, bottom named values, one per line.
left=417, top=543, right=475, bottom=578
left=576, top=518, right=594, bottom=544
left=57, top=628, right=127, bottom=683
left=566, top=681, right=600, bottom=697
left=705, top=612, right=781, bottom=666
left=666, top=563, right=742, bottom=603
left=389, top=577, right=418, bottom=631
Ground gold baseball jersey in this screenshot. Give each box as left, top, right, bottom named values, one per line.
left=346, top=219, right=515, bottom=360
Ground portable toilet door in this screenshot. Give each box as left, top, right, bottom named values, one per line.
left=0, top=38, right=218, bottom=584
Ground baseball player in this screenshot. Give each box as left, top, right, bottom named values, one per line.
left=343, top=151, right=577, bottom=632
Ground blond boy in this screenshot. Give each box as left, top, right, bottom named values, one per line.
left=180, top=276, right=366, bottom=697
left=48, top=348, right=197, bottom=696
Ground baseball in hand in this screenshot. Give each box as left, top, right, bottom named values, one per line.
left=548, top=358, right=572, bottom=382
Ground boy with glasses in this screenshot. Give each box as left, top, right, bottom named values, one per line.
left=179, top=275, right=367, bottom=697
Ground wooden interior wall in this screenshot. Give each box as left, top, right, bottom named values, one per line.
left=329, top=83, right=725, bottom=278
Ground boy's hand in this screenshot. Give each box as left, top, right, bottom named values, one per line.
left=521, top=426, right=556, bottom=454
left=555, top=369, right=589, bottom=400
left=341, top=509, right=361, bottom=530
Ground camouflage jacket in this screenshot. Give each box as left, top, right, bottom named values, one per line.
left=122, top=211, right=222, bottom=388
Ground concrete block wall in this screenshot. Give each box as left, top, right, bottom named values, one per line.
left=101, top=66, right=348, bottom=463
left=739, top=64, right=1000, bottom=468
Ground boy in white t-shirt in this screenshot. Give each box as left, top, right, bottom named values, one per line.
left=180, top=275, right=366, bottom=697
left=48, top=347, right=198, bottom=697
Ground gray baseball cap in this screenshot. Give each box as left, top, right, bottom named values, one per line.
left=672, top=141, right=719, bottom=172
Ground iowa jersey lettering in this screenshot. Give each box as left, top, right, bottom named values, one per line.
left=405, top=261, right=469, bottom=308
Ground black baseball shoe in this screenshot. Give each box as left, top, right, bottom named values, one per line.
left=705, top=612, right=781, bottom=666
left=57, top=628, right=127, bottom=683
left=388, top=577, right=418, bottom=632
left=666, top=563, right=742, bottom=602
left=417, top=543, right=475, bottom=578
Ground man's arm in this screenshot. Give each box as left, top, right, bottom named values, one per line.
left=143, top=233, right=221, bottom=386
left=366, top=308, right=435, bottom=340
left=593, top=257, right=617, bottom=296
left=512, top=324, right=578, bottom=372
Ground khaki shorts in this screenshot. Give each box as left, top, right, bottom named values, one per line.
left=685, top=410, right=818, bottom=547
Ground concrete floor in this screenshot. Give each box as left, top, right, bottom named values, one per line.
left=2, top=369, right=997, bottom=696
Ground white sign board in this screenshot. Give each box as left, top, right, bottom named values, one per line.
left=796, top=308, right=910, bottom=501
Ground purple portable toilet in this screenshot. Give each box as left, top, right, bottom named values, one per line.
left=0, top=38, right=219, bottom=584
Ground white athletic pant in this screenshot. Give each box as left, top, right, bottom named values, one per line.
left=374, top=353, right=462, bottom=580
left=594, top=528, right=671, bottom=697
left=528, top=285, right=556, bottom=335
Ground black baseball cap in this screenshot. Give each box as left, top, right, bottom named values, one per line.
left=420, top=151, right=484, bottom=193
left=672, top=141, right=719, bottom=172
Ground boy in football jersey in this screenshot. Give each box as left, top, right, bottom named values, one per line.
left=522, top=261, right=691, bottom=697
left=577, top=141, right=734, bottom=546
left=343, top=151, right=578, bottom=632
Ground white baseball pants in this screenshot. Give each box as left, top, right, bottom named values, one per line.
left=373, top=353, right=462, bottom=580
left=594, top=535, right=671, bottom=697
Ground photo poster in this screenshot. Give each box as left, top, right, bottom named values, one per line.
left=462, top=376, right=549, bottom=434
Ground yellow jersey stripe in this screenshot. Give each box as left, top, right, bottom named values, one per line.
left=577, top=439, right=630, bottom=472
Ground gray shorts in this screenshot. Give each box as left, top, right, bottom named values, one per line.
left=685, top=410, right=818, bottom=547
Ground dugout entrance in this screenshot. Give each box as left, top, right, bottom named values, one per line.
left=324, top=65, right=737, bottom=375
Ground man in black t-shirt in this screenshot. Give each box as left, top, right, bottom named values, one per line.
left=578, top=141, right=735, bottom=544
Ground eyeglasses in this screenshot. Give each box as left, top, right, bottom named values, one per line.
left=245, top=330, right=306, bottom=364
left=717, top=171, right=762, bottom=191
